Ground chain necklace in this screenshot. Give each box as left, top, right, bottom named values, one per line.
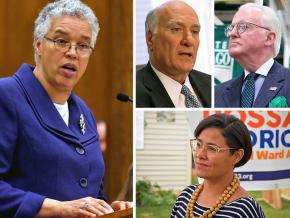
left=185, top=175, right=240, bottom=218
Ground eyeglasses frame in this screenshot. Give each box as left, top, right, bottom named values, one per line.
left=224, top=21, right=271, bottom=37
left=43, top=36, right=94, bottom=57
left=190, top=138, right=238, bottom=154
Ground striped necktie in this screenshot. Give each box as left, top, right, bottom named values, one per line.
left=241, top=73, right=259, bottom=108
left=181, top=85, right=201, bottom=108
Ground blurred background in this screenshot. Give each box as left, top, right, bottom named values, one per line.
left=0, top=0, right=132, bottom=202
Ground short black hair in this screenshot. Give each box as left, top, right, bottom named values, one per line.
left=194, top=113, right=252, bottom=167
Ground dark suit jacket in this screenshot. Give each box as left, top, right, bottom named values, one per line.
left=215, top=61, right=290, bottom=108
left=0, top=64, right=105, bottom=218
left=136, top=63, right=211, bottom=108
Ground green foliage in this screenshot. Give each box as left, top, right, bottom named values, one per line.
left=136, top=180, right=178, bottom=206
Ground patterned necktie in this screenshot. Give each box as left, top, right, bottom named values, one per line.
left=181, top=85, right=201, bottom=108
left=241, top=73, right=259, bottom=108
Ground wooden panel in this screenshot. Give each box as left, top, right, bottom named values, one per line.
left=0, top=1, right=6, bottom=71
left=99, top=208, right=133, bottom=218
left=104, top=0, right=133, bottom=202
left=0, top=0, right=132, bottom=202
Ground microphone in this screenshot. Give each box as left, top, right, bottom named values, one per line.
left=116, top=93, right=133, bottom=102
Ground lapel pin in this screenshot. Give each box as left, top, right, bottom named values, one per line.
left=269, top=86, right=277, bottom=91
left=79, top=114, right=86, bottom=135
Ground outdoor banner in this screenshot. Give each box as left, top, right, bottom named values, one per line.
left=186, top=110, right=290, bottom=191
left=214, top=24, right=243, bottom=84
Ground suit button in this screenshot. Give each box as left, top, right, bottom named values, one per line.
left=79, top=178, right=88, bottom=188
left=76, top=146, right=85, bottom=155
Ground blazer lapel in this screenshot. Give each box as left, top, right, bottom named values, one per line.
left=188, top=70, right=211, bottom=107
left=143, top=63, right=174, bottom=107
left=222, top=75, right=244, bottom=107
left=68, top=93, right=99, bottom=145
left=14, top=64, right=80, bottom=144
left=253, top=61, right=284, bottom=107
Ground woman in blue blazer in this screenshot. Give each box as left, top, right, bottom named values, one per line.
left=0, top=0, right=131, bottom=217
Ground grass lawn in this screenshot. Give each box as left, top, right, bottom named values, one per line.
left=137, top=191, right=290, bottom=217
left=136, top=205, right=172, bottom=218
left=250, top=191, right=290, bottom=218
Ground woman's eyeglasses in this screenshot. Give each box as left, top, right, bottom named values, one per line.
left=224, top=21, right=271, bottom=37
left=43, top=36, right=94, bottom=57
left=190, top=138, right=238, bottom=154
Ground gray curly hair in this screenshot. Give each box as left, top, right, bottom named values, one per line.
left=33, top=0, right=100, bottom=63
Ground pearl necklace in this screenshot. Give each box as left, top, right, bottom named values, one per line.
left=185, top=175, right=240, bottom=218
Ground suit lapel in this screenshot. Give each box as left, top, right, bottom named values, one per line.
left=253, top=61, right=284, bottom=107
left=222, top=75, right=244, bottom=107
left=188, top=70, right=210, bottom=107
left=14, top=64, right=80, bottom=144
left=68, top=94, right=99, bottom=145
left=143, top=63, right=174, bottom=107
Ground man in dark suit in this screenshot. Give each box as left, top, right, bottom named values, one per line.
left=136, top=1, right=211, bottom=108
left=215, top=3, right=290, bottom=108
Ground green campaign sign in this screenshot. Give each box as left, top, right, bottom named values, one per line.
left=214, top=24, right=243, bottom=84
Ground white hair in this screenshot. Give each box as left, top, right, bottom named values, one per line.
left=145, top=9, right=159, bottom=37
left=33, top=0, right=100, bottom=63
left=239, top=3, right=281, bottom=57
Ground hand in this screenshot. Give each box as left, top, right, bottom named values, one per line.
left=35, top=197, right=114, bottom=218
left=59, top=197, right=114, bottom=217
left=111, top=201, right=133, bottom=211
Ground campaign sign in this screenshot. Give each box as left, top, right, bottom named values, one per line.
left=187, top=111, right=290, bottom=190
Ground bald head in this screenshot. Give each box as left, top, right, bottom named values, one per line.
left=145, top=1, right=199, bottom=36
left=144, top=0, right=201, bottom=82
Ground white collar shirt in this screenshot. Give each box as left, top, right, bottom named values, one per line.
left=151, top=64, right=202, bottom=108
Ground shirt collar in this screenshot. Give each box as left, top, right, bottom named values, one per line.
left=244, top=58, right=274, bottom=79
left=150, top=63, right=193, bottom=106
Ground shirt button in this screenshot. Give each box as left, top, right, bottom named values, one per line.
left=79, top=178, right=88, bottom=188
left=76, top=146, right=85, bottom=155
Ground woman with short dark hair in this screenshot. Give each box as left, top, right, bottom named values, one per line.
left=171, top=114, right=265, bottom=218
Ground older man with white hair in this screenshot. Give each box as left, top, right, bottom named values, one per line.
left=215, top=3, right=290, bottom=108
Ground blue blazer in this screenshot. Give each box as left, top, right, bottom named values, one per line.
left=0, top=64, right=105, bottom=218
left=215, top=61, right=290, bottom=108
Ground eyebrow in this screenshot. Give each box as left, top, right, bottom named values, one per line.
left=52, top=29, right=91, bottom=41
left=167, top=20, right=200, bottom=28
left=231, top=20, right=251, bottom=25
left=196, top=138, right=219, bottom=146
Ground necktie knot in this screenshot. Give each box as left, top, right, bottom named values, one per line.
left=241, top=73, right=259, bottom=108
left=247, top=72, right=259, bottom=80
left=181, top=85, right=200, bottom=108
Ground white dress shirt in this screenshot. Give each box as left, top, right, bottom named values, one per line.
left=151, top=64, right=202, bottom=108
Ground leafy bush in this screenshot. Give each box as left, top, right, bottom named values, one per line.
left=136, top=180, right=178, bottom=206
